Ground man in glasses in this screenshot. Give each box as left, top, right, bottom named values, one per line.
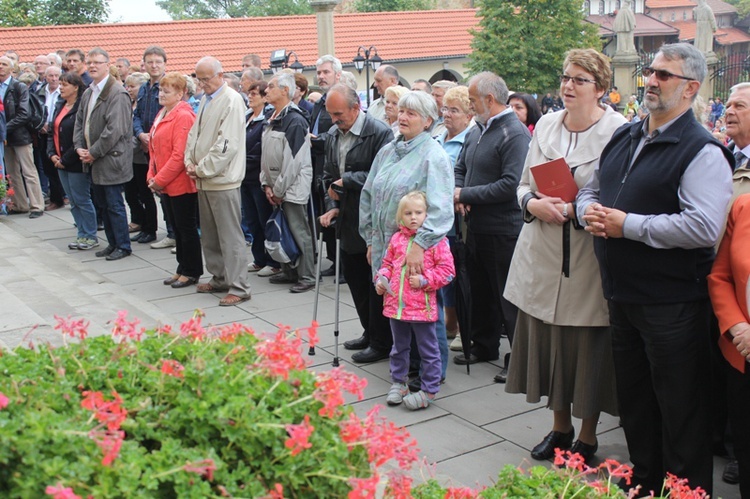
left=74, top=47, right=134, bottom=261
left=577, top=43, right=733, bottom=495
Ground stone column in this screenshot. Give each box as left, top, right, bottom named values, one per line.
left=310, top=0, right=341, bottom=58
left=612, top=52, right=640, bottom=110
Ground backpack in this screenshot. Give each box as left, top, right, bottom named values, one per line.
left=12, top=81, right=47, bottom=133
left=264, top=206, right=300, bottom=265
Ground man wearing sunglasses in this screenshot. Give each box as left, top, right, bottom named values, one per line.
left=577, top=43, right=733, bottom=495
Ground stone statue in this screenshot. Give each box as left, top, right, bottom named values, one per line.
left=694, top=0, right=717, bottom=55
left=614, top=0, right=637, bottom=55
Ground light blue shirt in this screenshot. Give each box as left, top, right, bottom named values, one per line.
left=0, top=76, right=12, bottom=101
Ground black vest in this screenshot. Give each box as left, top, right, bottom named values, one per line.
left=594, top=109, right=733, bottom=304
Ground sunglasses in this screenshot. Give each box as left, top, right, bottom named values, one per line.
left=642, top=67, right=695, bottom=82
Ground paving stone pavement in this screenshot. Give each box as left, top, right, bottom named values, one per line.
left=0, top=208, right=737, bottom=497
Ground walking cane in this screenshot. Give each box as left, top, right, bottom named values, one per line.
left=332, top=232, right=342, bottom=367
left=309, top=194, right=324, bottom=356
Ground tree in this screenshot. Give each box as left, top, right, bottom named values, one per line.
left=726, top=0, right=750, bottom=17
left=468, top=0, right=601, bottom=94
left=155, top=0, right=312, bottom=19
left=352, top=0, right=435, bottom=12
left=0, top=0, right=109, bottom=26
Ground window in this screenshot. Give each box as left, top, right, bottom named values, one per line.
left=599, top=0, right=605, bottom=15
left=683, top=10, right=687, bottom=20
left=671, top=12, right=675, bottom=21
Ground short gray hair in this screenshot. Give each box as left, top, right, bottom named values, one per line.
left=432, top=80, right=457, bottom=91
left=398, top=90, right=438, bottom=121
left=47, top=52, right=62, bottom=66
left=316, top=54, right=342, bottom=74
left=242, top=67, right=264, bottom=82
left=730, top=82, right=750, bottom=95
left=87, top=47, right=110, bottom=63
left=658, top=43, right=707, bottom=86
left=469, top=71, right=509, bottom=106
left=380, top=65, right=399, bottom=82
left=340, top=71, right=357, bottom=90
left=44, top=65, right=61, bottom=76
left=196, top=56, right=222, bottom=74
left=275, top=72, right=296, bottom=100
left=125, top=72, right=149, bottom=87
left=328, top=83, right=360, bottom=108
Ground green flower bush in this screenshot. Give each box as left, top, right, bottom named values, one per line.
left=0, top=311, right=711, bottom=499
left=0, top=312, right=419, bottom=498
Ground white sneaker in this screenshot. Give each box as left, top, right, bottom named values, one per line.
left=386, top=382, right=409, bottom=406
left=171, top=246, right=177, bottom=254
left=151, top=237, right=176, bottom=249
left=257, top=265, right=282, bottom=277
left=450, top=335, right=463, bottom=352
left=403, top=390, right=434, bottom=410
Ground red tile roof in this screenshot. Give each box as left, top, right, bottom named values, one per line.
left=647, top=0, right=737, bottom=14
left=0, top=9, right=480, bottom=74
left=587, top=13, right=679, bottom=36
left=669, top=19, right=750, bottom=44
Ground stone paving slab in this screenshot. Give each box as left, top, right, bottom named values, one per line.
left=0, top=208, right=740, bottom=498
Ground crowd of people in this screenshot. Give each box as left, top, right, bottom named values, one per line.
left=2, top=41, right=750, bottom=497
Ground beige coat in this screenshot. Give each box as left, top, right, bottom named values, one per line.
left=504, top=107, right=626, bottom=327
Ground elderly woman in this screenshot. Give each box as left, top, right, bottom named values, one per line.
left=436, top=86, right=474, bottom=352
left=504, top=49, right=627, bottom=464
left=507, top=92, right=542, bottom=135
left=384, top=85, right=409, bottom=137
left=49, top=72, right=98, bottom=250
left=708, top=194, right=750, bottom=498
left=360, top=90, right=454, bottom=367
left=147, top=72, right=201, bottom=288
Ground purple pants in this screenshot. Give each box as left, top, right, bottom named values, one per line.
left=389, top=319, right=441, bottom=395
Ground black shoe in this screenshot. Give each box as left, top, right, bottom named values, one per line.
left=105, top=248, right=131, bottom=261
left=163, top=274, right=180, bottom=285
left=320, top=266, right=335, bottom=277
left=570, top=439, right=598, bottom=465
left=130, top=231, right=145, bottom=242
left=171, top=276, right=198, bottom=288
left=337, top=275, right=347, bottom=284
left=29, top=211, right=43, bottom=219
left=138, top=232, right=157, bottom=244
left=494, top=353, right=511, bottom=383
left=723, top=460, right=740, bottom=484
left=290, top=281, right=315, bottom=293
left=454, top=353, right=497, bottom=365
left=351, top=346, right=390, bottom=364
left=344, top=335, right=368, bottom=350
left=269, top=274, right=297, bottom=284
left=408, top=377, right=421, bottom=393
left=95, top=246, right=115, bottom=258
left=531, top=429, right=575, bottom=461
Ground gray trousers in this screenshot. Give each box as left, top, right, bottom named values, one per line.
left=198, top=188, right=251, bottom=298
left=6, top=144, right=44, bottom=212
left=281, top=201, right=315, bottom=284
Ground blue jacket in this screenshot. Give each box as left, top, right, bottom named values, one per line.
left=133, top=80, right=161, bottom=137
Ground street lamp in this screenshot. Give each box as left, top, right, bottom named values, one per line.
left=269, top=49, right=305, bottom=74
left=352, top=45, right=382, bottom=106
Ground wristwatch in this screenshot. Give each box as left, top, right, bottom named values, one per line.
left=562, top=203, right=569, bottom=219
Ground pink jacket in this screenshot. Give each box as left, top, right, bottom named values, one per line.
left=378, top=225, right=455, bottom=322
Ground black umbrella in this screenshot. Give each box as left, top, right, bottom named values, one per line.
left=451, top=212, right=473, bottom=375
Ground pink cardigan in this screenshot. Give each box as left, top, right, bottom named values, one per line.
left=147, top=101, right=197, bottom=197
left=378, top=225, right=455, bottom=322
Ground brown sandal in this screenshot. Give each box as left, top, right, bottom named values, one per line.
left=196, top=283, right=228, bottom=294
left=219, top=293, right=250, bottom=306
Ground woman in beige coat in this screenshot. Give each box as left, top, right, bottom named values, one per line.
left=504, top=49, right=626, bottom=464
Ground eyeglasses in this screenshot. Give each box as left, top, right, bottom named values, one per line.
left=196, top=73, right=218, bottom=84
left=642, top=67, right=695, bottom=82
left=440, top=107, right=464, bottom=115
left=559, top=75, right=597, bottom=86
left=86, top=60, right=108, bottom=66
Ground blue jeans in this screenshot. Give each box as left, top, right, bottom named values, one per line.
left=58, top=171, right=96, bottom=240
left=92, top=183, right=130, bottom=251
left=241, top=182, right=278, bottom=269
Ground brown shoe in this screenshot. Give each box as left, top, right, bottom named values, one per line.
left=219, top=293, right=250, bottom=306
left=196, top=283, right=228, bottom=294
left=128, top=223, right=141, bottom=233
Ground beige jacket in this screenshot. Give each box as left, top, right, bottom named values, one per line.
left=184, top=85, right=246, bottom=191
left=504, top=107, right=626, bottom=327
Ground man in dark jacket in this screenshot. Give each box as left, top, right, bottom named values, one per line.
left=454, top=71, right=531, bottom=377
left=320, top=84, right=394, bottom=363
left=0, top=55, right=45, bottom=218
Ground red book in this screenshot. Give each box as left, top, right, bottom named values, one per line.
left=530, top=157, right=578, bottom=203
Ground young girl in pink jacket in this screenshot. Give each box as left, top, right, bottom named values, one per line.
left=376, top=191, right=455, bottom=410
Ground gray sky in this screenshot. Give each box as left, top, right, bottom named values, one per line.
left=109, top=0, right=172, bottom=23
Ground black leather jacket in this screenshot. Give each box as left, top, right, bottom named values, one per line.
left=322, top=113, right=393, bottom=254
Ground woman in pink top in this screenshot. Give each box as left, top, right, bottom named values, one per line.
left=147, top=72, right=200, bottom=289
